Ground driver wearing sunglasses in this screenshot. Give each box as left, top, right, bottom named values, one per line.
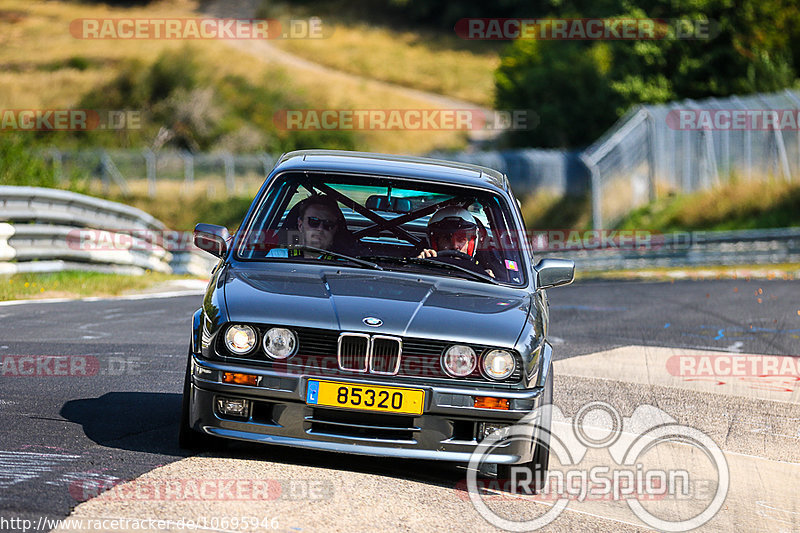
left=267, top=195, right=345, bottom=258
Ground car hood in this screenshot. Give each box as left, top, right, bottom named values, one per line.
left=223, top=267, right=531, bottom=347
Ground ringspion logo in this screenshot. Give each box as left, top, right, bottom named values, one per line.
left=466, top=401, right=729, bottom=531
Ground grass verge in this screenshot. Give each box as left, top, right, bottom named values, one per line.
left=577, top=263, right=800, bottom=281
left=520, top=178, right=800, bottom=233
left=615, top=179, right=800, bottom=232
left=0, top=271, right=190, bottom=302
left=113, top=191, right=255, bottom=231
left=519, top=191, right=593, bottom=231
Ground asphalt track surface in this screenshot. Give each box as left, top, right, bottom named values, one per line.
left=0, top=278, right=798, bottom=532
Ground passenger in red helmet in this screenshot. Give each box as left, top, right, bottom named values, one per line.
left=417, top=206, right=495, bottom=278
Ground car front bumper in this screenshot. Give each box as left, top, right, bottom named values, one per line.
left=186, top=351, right=551, bottom=464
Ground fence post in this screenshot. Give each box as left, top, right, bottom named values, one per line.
left=772, top=121, right=792, bottom=182
left=682, top=129, right=692, bottom=192
left=99, top=150, right=110, bottom=195
left=645, top=110, right=657, bottom=202
left=260, top=153, right=274, bottom=177
left=47, top=148, right=63, bottom=184
left=143, top=149, right=156, bottom=197
left=100, top=152, right=131, bottom=197
left=181, top=151, right=194, bottom=195
left=223, top=153, right=235, bottom=195
left=580, top=153, right=602, bottom=229
left=744, top=127, right=753, bottom=181
left=702, top=129, right=719, bottom=188
left=784, top=89, right=800, bottom=181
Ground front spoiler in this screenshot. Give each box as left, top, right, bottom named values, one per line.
left=204, top=426, right=521, bottom=464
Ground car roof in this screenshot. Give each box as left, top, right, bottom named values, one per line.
left=272, top=150, right=509, bottom=193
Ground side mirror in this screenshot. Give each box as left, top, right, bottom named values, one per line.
left=534, top=258, right=575, bottom=289
left=194, top=223, right=230, bottom=258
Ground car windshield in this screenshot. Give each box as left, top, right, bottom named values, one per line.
left=236, top=172, right=527, bottom=285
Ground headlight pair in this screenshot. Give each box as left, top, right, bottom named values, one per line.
left=440, top=345, right=516, bottom=380
left=223, top=324, right=297, bottom=360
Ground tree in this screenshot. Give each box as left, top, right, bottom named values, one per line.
left=495, top=39, right=622, bottom=147
left=495, top=0, right=800, bottom=148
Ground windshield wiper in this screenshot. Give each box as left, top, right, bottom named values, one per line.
left=361, top=255, right=497, bottom=284
left=271, top=245, right=383, bottom=270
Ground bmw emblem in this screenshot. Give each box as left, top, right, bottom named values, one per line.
left=362, top=317, right=383, bottom=327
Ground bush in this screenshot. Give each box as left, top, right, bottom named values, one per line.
left=495, top=40, right=621, bottom=148
left=73, top=47, right=355, bottom=153
left=0, top=134, right=56, bottom=187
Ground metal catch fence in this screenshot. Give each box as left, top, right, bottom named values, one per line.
left=43, top=149, right=276, bottom=198
left=582, top=89, right=800, bottom=228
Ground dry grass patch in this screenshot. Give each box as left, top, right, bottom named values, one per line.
left=616, top=176, right=800, bottom=232
left=273, top=23, right=499, bottom=107
left=0, top=0, right=472, bottom=154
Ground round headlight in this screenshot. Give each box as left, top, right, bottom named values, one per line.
left=482, top=349, right=516, bottom=380
left=263, top=328, right=297, bottom=360
left=441, top=345, right=477, bottom=377
left=224, top=324, right=257, bottom=355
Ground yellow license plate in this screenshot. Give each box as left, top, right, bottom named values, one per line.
left=306, top=380, right=424, bottom=415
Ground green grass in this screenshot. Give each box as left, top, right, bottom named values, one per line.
left=519, top=179, right=800, bottom=234
left=578, top=263, right=800, bottom=281
left=519, top=191, right=593, bottom=231
left=616, top=179, right=800, bottom=232
left=0, top=270, right=188, bottom=302
left=115, top=192, right=255, bottom=231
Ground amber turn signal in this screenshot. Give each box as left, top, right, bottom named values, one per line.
left=473, top=396, right=510, bottom=410
left=222, top=372, right=259, bottom=386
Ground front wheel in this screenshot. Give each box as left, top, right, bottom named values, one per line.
left=178, top=352, right=218, bottom=450
left=497, top=362, right=553, bottom=493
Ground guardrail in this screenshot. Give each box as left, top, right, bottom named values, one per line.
left=535, top=227, right=800, bottom=271
left=1, top=187, right=796, bottom=277
left=0, top=186, right=216, bottom=277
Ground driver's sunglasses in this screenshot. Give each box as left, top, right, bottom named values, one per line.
left=305, top=216, right=338, bottom=231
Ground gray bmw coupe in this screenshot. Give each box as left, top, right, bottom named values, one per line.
left=181, top=150, right=574, bottom=486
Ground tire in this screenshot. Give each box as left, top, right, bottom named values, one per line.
left=497, top=362, right=553, bottom=494
left=178, top=351, right=217, bottom=450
